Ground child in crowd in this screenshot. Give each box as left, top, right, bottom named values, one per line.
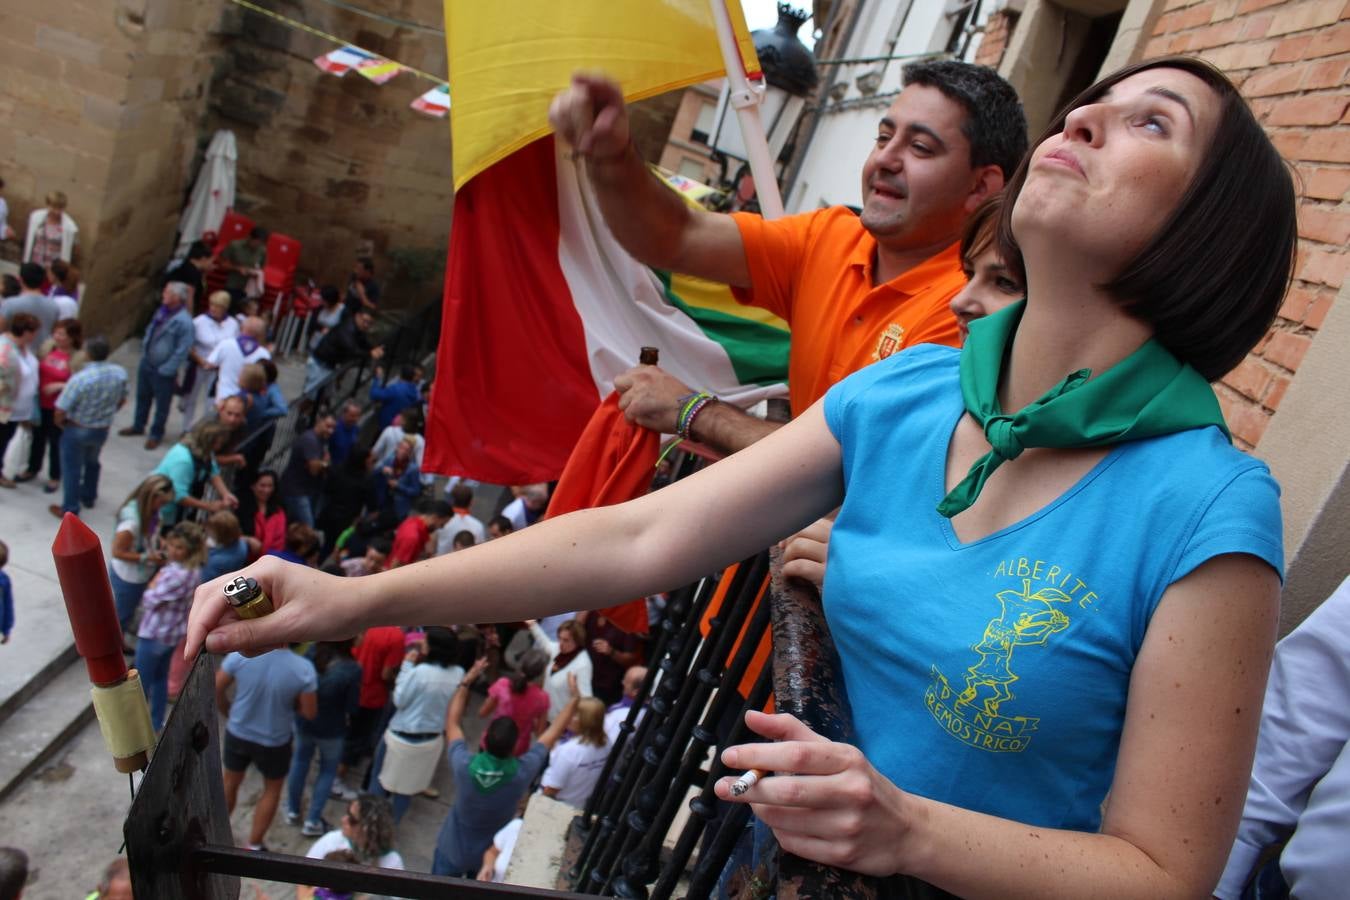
left=201, top=511, right=249, bottom=582
left=134, top=521, right=207, bottom=730
left=0, top=541, right=12, bottom=645
left=478, top=649, right=551, bottom=757
left=340, top=536, right=391, bottom=578
left=305, top=794, right=403, bottom=870
left=449, top=530, right=476, bottom=552
left=269, top=523, right=321, bottom=567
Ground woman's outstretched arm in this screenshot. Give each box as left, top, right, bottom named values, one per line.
left=186, top=402, right=843, bottom=659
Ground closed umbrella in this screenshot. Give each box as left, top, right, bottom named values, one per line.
left=175, top=129, right=237, bottom=258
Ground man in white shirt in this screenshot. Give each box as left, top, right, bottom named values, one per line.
left=183, top=291, right=239, bottom=427
left=205, top=315, right=269, bottom=403
left=1214, top=576, right=1350, bottom=899
left=502, top=483, right=548, bottom=531
left=603, top=665, right=647, bottom=743
left=436, top=482, right=487, bottom=555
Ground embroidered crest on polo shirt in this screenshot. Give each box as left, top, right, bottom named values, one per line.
left=872, top=323, right=905, bottom=361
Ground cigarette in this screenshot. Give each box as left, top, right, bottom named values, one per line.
left=730, top=768, right=764, bottom=796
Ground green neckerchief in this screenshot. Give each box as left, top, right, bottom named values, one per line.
left=938, top=300, right=1229, bottom=519
left=468, top=750, right=520, bottom=794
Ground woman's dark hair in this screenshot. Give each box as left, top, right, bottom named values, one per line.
left=998, top=55, right=1296, bottom=381
left=422, top=626, right=459, bottom=668
left=7, top=313, right=38, bottom=337
left=252, top=469, right=282, bottom=515
left=512, top=648, right=550, bottom=694
left=53, top=317, right=83, bottom=349
left=313, top=638, right=356, bottom=676
left=0, top=275, right=19, bottom=298
left=349, top=794, right=396, bottom=859
left=0, top=846, right=29, bottom=900
left=260, top=358, right=279, bottom=385
left=485, top=716, right=519, bottom=758
left=960, top=193, right=1024, bottom=287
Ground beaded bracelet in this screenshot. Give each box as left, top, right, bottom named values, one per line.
left=676, top=391, right=717, bottom=440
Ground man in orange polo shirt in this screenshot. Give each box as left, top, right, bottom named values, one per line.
left=549, top=60, right=1027, bottom=448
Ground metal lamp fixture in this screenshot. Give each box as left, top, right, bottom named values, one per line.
left=709, top=3, right=819, bottom=165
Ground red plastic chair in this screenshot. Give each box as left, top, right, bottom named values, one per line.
left=264, top=232, right=300, bottom=293
left=213, top=210, right=254, bottom=256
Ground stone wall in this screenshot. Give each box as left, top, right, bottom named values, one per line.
left=0, top=0, right=223, bottom=343
left=206, top=0, right=454, bottom=307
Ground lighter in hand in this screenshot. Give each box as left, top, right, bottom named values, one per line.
left=224, top=575, right=274, bottom=620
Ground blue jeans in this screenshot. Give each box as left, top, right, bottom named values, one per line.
left=134, top=635, right=178, bottom=731
left=283, top=493, right=315, bottom=528
left=286, top=729, right=344, bottom=825
left=366, top=732, right=413, bottom=822
left=303, top=357, right=334, bottom=396
left=59, top=425, right=108, bottom=515
left=110, top=567, right=148, bottom=631
left=133, top=361, right=177, bottom=441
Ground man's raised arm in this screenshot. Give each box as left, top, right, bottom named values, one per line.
left=549, top=74, right=750, bottom=288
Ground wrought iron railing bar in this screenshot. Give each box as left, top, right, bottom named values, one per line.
left=648, top=662, right=774, bottom=900
left=597, top=551, right=769, bottom=896
left=613, top=580, right=774, bottom=895
left=682, top=794, right=755, bottom=898
left=580, top=574, right=721, bottom=894
left=572, top=577, right=714, bottom=891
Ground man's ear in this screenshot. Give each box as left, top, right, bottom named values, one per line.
left=965, top=164, right=1005, bottom=214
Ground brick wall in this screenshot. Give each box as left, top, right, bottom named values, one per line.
left=1143, top=0, right=1349, bottom=449
left=977, top=9, right=1019, bottom=68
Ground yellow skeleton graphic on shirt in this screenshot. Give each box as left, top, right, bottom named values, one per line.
left=957, top=578, right=1072, bottom=716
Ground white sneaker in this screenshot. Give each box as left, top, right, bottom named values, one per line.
left=329, top=779, right=358, bottom=801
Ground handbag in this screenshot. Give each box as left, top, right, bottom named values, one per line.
left=2, top=423, right=32, bottom=480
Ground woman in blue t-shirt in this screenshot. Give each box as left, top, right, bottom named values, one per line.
left=189, top=57, right=1296, bottom=897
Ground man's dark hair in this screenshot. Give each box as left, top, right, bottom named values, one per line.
left=368, top=535, right=393, bottom=556
left=997, top=55, right=1296, bottom=381
left=17, top=263, right=44, bottom=290
left=320, top=285, right=340, bottom=305
left=1, top=275, right=18, bottom=298
left=449, top=483, right=474, bottom=508
left=260, top=358, right=279, bottom=384
left=187, top=241, right=212, bottom=261
left=485, top=716, right=519, bottom=758
left=488, top=515, right=513, bottom=534
left=901, top=60, right=1027, bottom=181
left=249, top=226, right=269, bottom=241
left=0, top=846, right=28, bottom=900
left=428, top=499, right=453, bottom=519
left=356, top=256, right=375, bottom=274
left=84, top=335, right=111, bottom=362
left=398, top=364, right=416, bottom=382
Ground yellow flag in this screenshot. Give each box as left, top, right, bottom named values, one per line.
left=445, top=0, right=760, bottom=191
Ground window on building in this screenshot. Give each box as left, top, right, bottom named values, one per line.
left=999, top=0, right=1134, bottom=134
left=690, top=101, right=717, bottom=146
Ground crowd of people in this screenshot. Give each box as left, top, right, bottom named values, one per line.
left=0, top=41, right=1337, bottom=899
